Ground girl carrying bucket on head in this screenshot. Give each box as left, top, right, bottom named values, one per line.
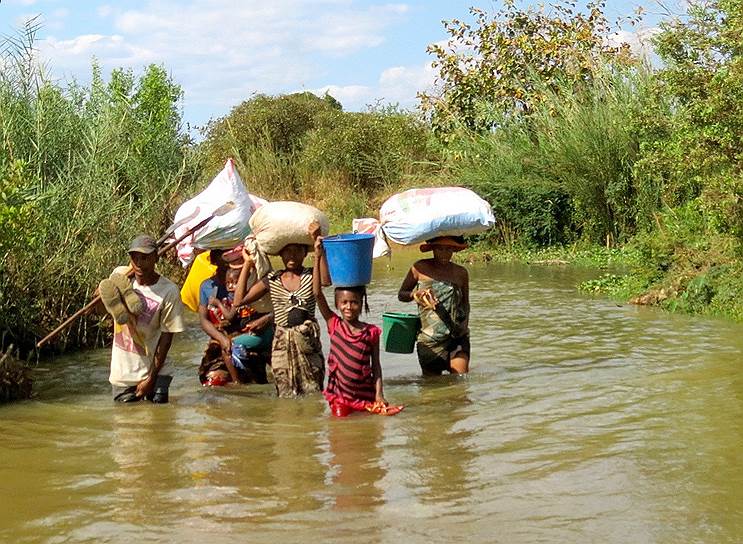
left=398, top=235, right=471, bottom=376
left=312, top=227, right=403, bottom=417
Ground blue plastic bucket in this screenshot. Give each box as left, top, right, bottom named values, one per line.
left=322, top=233, right=375, bottom=287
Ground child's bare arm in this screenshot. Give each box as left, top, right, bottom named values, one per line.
left=234, top=249, right=255, bottom=304
left=312, top=234, right=334, bottom=322
left=198, top=304, right=231, bottom=352
left=223, top=351, right=242, bottom=384
left=234, top=277, right=269, bottom=306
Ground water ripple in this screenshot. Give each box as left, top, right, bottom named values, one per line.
left=3, top=261, right=743, bottom=543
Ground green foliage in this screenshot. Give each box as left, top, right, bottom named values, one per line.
left=626, top=201, right=718, bottom=286
left=581, top=273, right=630, bottom=293
left=647, top=0, right=743, bottom=236
left=450, top=69, right=658, bottom=245
left=0, top=160, right=36, bottom=257
left=526, top=72, right=650, bottom=243
left=0, top=22, right=199, bottom=352
left=421, top=0, right=635, bottom=137
left=483, top=178, right=572, bottom=247
left=661, top=263, right=743, bottom=321
left=458, top=148, right=574, bottom=247
left=299, top=106, right=433, bottom=193
left=200, top=92, right=342, bottom=190
left=197, top=95, right=435, bottom=203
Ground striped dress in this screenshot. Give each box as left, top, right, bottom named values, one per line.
left=267, top=268, right=315, bottom=327
left=267, top=267, right=324, bottom=397
left=323, top=314, right=381, bottom=408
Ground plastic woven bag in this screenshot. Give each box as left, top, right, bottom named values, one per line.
left=173, top=159, right=266, bottom=265
left=248, top=201, right=329, bottom=255
left=351, top=218, right=390, bottom=259
left=379, top=187, right=494, bottom=245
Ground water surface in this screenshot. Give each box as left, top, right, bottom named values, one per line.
left=2, top=256, right=743, bottom=543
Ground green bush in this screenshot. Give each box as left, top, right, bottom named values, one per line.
left=0, top=23, right=199, bottom=352
left=299, top=106, right=433, bottom=193
left=464, top=170, right=573, bottom=247
left=199, top=92, right=342, bottom=193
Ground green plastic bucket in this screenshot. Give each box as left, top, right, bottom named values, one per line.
left=382, top=312, right=421, bottom=354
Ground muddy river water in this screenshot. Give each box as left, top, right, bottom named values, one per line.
left=2, top=256, right=743, bottom=543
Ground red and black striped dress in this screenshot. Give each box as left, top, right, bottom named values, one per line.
left=323, top=314, right=381, bottom=410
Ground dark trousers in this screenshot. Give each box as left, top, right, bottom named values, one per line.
left=111, top=375, right=173, bottom=404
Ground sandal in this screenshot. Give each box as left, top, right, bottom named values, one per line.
left=365, top=401, right=404, bottom=416
left=109, top=273, right=143, bottom=315
left=98, top=279, right=129, bottom=324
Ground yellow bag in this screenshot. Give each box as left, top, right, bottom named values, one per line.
left=180, top=251, right=217, bottom=311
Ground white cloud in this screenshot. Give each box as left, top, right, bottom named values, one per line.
left=310, top=84, right=373, bottom=106
left=310, top=61, right=436, bottom=111
left=379, top=63, right=435, bottom=93
left=35, top=0, right=410, bottom=122
left=607, top=27, right=662, bottom=60
left=39, top=34, right=158, bottom=75
left=303, top=3, right=409, bottom=54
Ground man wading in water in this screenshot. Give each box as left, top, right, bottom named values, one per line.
left=98, top=235, right=185, bottom=403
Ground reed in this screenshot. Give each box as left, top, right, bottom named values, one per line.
left=0, top=345, right=32, bottom=403
left=0, top=22, right=200, bottom=353
left=449, top=68, right=661, bottom=246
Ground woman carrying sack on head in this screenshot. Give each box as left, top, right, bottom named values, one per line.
left=397, top=236, right=471, bottom=376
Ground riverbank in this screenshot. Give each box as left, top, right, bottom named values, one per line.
left=460, top=240, right=743, bottom=324
left=461, top=242, right=638, bottom=269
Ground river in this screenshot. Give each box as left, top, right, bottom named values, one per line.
left=2, top=256, right=743, bottom=543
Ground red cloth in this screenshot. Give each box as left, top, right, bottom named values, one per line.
left=323, top=315, right=403, bottom=416
left=325, top=396, right=404, bottom=417
left=323, top=314, right=380, bottom=406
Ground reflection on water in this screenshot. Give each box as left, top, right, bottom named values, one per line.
left=326, top=417, right=385, bottom=512
left=2, top=257, right=743, bottom=543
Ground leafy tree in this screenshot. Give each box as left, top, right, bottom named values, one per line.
left=200, top=92, right=342, bottom=181
left=649, top=0, right=743, bottom=235
left=421, top=0, right=634, bottom=137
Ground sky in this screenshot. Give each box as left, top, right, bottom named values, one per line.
left=0, top=0, right=670, bottom=130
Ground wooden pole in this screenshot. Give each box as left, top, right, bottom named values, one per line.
left=36, top=203, right=234, bottom=349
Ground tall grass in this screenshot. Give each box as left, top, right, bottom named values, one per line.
left=198, top=96, right=441, bottom=231
left=0, top=22, right=200, bottom=352
left=450, top=68, right=663, bottom=246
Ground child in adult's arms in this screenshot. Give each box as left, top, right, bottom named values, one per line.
left=398, top=235, right=470, bottom=376
left=199, top=253, right=273, bottom=386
